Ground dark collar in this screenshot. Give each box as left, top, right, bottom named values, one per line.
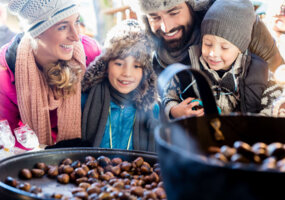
left=5, top=32, right=24, bottom=78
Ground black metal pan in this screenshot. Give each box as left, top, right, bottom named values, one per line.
left=156, top=64, right=285, bottom=200
left=157, top=63, right=285, bottom=150
left=0, top=147, right=157, bottom=200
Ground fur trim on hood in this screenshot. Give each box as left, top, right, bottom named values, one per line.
left=81, top=19, right=157, bottom=111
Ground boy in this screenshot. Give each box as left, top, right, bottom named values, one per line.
left=81, top=19, right=158, bottom=151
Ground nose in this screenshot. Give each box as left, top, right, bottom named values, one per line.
left=69, top=25, right=80, bottom=42
left=160, top=18, right=173, bottom=33
left=209, top=47, right=220, bottom=58
left=122, top=65, right=132, bottom=77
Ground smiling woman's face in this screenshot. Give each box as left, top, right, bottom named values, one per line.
left=36, top=13, right=81, bottom=64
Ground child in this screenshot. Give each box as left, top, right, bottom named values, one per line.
left=164, top=0, right=284, bottom=119
left=81, top=19, right=158, bottom=152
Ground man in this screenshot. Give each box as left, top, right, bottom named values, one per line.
left=129, top=0, right=284, bottom=118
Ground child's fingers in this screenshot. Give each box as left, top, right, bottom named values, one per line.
left=185, top=108, right=204, bottom=117
left=183, top=97, right=195, bottom=105
left=196, top=109, right=204, bottom=117
left=186, top=101, right=200, bottom=109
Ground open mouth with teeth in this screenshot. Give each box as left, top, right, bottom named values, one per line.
left=163, top=29, right=181, bottom=40
left=60, top=44, right=73, bottom=51
left=118, top=80, right=134, bottom=86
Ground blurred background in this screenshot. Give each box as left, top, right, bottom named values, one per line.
left=1, top=0, right=285, bottom=60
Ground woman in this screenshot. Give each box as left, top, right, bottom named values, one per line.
left=0, top=0, right=101, bottom=146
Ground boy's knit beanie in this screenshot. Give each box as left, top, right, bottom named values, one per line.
left=201, top=0, right=256, bottom=52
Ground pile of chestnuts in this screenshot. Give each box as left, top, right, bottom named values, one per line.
left=207, top=141, right=285, bottom=172
left=4, top=155, right=166, bottom=200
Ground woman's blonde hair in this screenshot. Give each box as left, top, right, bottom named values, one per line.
left=30, top=35, right=82, bottom=98
left=44, top=60, right=82, bottom=97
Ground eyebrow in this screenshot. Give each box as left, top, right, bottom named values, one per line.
left=166, top=6, right=182, bottom=13
left=55, top=21, right=69, bottom=26
left=148, top=6, right=181, bottom=16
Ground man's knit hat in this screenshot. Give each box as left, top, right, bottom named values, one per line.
left=0, top=0, right=78, bottom=37
left=129, top=0, right=211, bottom=14
left=201, top=0, right=256, bottom=52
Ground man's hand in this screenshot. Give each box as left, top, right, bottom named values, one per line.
left=170, top=97, right=204, bottom=118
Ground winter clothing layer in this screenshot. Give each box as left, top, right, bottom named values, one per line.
left=0, top=33, right=101, bottom=145
left=100, top=101, right=136, bottom=150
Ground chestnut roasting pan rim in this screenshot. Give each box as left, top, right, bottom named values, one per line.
left=0, top=147, right=158, bottom=200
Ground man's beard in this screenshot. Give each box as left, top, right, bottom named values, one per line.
left=155, top=22, right=193, bottom=52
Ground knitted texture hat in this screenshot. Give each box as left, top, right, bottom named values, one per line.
left=0, top=0, right=78, bottom=37
left=129, top=0, right=211, bottom=14
left=201, top=0, right=255, bottom=52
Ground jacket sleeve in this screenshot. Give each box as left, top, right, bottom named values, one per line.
left=249, top=16, right=284, bottom=72
left=259, top=80, right=283, bottom=116
left=162, top=75, right=181, bottom=120
left=0, top=65, right=20, bottom=130
left=80, top=35, right=102, bottom=67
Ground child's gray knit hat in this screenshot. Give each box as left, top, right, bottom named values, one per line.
left=201, top=0, right=256, bottom=52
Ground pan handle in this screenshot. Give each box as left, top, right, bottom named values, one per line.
left=158, top=63, right=219, bottom=122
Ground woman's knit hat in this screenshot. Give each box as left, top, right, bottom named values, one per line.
left=0, top=0, right=78, bottom=37
left=201, top=0, right=256, bottom=53
left=82, top=19, right=157, bottom=110
left=129, top=0, right=211, bottom=14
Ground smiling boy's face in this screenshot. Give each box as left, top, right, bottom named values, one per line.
left=108, top=56, right=143, bottom=94
left=202, top=34, right=241, bottom=71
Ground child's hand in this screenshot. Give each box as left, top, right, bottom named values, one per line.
left=170, top=97, right=204, bottom=118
